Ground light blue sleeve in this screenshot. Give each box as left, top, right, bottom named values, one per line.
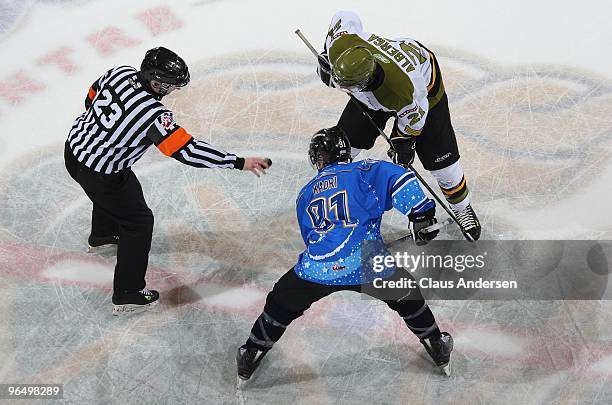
left=296, top=184, right=311, bottom=244
left=368, top=160, right=434, bottom=215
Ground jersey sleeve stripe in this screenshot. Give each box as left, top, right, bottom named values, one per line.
left=177, top=148, right=234, bottom=168
left=426, top=51, right=437, bottom=92
left=185, top=142, right=234, bottom=163
left=412, top=196, right=429, bottom=211
left=391, top=176, right=417, bottom=197
left=391, top=171, right=416, bottom=195
left=178, top=149, right=216, bottom=167
left=191, top=142, right=230, bottom=159
left=441, top=177, right=465, bottom=196
left=157, top=127, right=193, bottom=156
left=87, top=86, right=97, bottom=101
left=402, top=127, right=422, bottom=137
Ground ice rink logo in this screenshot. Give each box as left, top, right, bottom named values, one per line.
left=0, top=10, right=610, bottom=403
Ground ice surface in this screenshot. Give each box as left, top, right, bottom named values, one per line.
left=0, top=0, right=611, bottom=404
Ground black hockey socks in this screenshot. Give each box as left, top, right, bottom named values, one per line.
left=402, top=302, right=441, bottom=339
left=388, top=299, right=441, bottom=340
left=245, top=311, right=288, bottom=352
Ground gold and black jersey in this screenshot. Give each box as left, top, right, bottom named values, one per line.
left=324, top=11, right=445, bottom=138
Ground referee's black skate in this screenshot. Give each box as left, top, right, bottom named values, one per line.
left=452, top=204, right=481, bottom=241
left=87, top=234, right=119, bottom=253
left=420, top=332, right=453, bottom=376
left=112, top=288, right=159, bottom=316
left=236, top=345, right=268, bottom=381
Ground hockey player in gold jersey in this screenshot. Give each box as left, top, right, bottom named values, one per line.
left=318, top=10, right=481, bottom=240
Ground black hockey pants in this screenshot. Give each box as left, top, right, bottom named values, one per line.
left=64, top=141, right=153, bottom=293
left=245, top=268, right=441, bottom=351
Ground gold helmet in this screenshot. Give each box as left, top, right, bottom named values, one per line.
left=331, top=46, right=376, bottom=92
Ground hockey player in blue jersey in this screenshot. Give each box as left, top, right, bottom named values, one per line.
left=236, top=126, right=453, bottom=380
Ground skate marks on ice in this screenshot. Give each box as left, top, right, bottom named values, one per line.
left=170, top=50, right=612, bottom=210
left=0, top=52, right=611, bottom=403
left=229, top=299, right=612, bottom=404
left=1, top=50, right=611, bottom=249
left=438, top=47, right=612, bottom=209
left=164, top=50, right=612, bottom=239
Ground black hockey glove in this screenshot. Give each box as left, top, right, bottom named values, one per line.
left=317, top=52, right=332, bottom=87
left=408, top=203, right=439, bottom=245
left=387, top=136, right=417, bottom=167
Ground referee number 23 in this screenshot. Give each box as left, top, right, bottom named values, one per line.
left=93, top=89, right=122, bottom=129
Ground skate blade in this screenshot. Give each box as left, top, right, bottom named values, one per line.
left=235, top=375, right=247, bottom=404
left=440, top=358, right=452, bottom=376
left=112, top=301, right=158, bottom=316
left=87, top=244, right=118, bottom=254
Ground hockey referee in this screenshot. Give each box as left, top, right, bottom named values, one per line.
left=64, top=47, right=270, bottom=315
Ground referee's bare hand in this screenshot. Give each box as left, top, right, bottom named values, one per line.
left=243, top=157, right=270, bottom=177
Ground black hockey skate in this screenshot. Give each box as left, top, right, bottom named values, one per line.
left=236, top=345, right=268, bottom=381
left=420, top=332, right=453, bottom=376
left=112, top=288, right=159, bottom=316
left=452, top=204, right=481, bottom=241
left=87, top=234, right=119, bottom=253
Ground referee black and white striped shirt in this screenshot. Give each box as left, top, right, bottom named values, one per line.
left=67, top=66, right=244, bottom=174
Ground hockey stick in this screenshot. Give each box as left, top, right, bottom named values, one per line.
left=294, top=29, right=474, bottom=241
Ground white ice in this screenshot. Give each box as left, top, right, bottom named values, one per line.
left=0, top=0, right=611, bottom=404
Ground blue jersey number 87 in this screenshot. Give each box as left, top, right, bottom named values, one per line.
left=306, top=190, right=357, bottom=233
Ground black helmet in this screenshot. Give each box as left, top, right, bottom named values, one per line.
left=308, top=126, right=352, bottom=168
left=141, top=47, right=190, bottom=94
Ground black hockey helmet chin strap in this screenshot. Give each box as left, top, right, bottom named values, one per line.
left=137, top=71, right=164, bottom=100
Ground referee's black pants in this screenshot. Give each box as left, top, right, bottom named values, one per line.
left=64, top=142, right=153, bottom=293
